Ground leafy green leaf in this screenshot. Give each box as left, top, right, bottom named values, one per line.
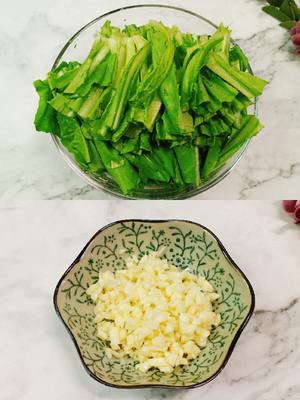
left=100, top=44, right=149, bottom=134
left=160, top=63, right=182, bottom=133
left=181, top=36, right=223, bottom=110
left=94, top=140, right=140, bottom=194
left=280, top=0, right=295, bottom=19
left=174, top=145, right=201, bottom=186
left=57, top=114, right=90, bottom=167
left=48, top=61, right=81, bottom=91
left=280, top=20, right=297, bottom=28
left=262, top=5, right=291, bottom=22
left=207, top=53, right=268, bottom=99
left=33, top=80, right=59, bottom=134
left=87, top=140, right=105, bottom=173
left=202, top=140, right=221, bottom=179
left=267, top=0, right=284, bottom=7
left=131, top=22, right=174, bottom=105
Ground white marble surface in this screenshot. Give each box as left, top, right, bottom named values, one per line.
left=0, top=0, right=300, bottom=199
left=0, top=201, right=299, bottom=399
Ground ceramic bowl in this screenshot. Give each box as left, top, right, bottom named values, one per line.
left=51, top=4, right=257, bottom=199
left=54, top=219, right=255, bottom=388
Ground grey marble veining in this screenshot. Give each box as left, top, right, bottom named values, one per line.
left=0, top=201, right=299, bottom=399
left=0, top=0, right=299, bottom=199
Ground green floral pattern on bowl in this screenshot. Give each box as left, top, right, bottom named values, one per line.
left=54, top=220, right=255, bottom=389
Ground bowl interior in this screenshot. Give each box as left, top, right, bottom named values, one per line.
left=51, top=5, right=256, bottom=199
left=54, top=220, right=254, bottom=388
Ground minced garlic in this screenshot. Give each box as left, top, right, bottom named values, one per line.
left=87, top=253, right=220, bottom=373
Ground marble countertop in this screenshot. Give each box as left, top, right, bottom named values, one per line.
left=1, top=200, right=299, bottom=399
left=1, top=0, right=300, bottom=199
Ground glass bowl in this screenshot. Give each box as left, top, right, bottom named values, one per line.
left=51, top=4, right=257, bottom=199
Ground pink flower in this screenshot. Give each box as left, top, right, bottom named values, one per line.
left=283, top=200, right=300, bottom=224
left=291, top=21, right=300, bottom=36
left=290, top=21, right=300, bottom=56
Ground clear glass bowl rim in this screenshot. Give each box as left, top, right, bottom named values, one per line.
left=51, top=4, right=257, bottom=199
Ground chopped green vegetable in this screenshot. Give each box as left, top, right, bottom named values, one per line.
left=174, top=145, right=201, bottom=186
left=160, top=63, right=182, bottom=133
left=34, top=21, right=268, bottom=195
left=207, top=54, right=268, bottom=99
left=87, top=140, right=105, bottom=173
left=34, top=80, right=59, bottom=134
left=57, top=114, right=90, bottom=168
left=47, top=61, right=81, bottom=91
left=223, top=115, right=263, bottom=151
left=131, top=21, right=175, bottom=105
left=181, top=36, right=223, bottom=110
left=94, top=140, right=140, bottom=194
left=100, top=44, right=150, bottom=135
left=202, top=140, right=222, bottom=179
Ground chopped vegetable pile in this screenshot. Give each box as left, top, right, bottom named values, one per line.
left=34, top=21, right=268, bottom=195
